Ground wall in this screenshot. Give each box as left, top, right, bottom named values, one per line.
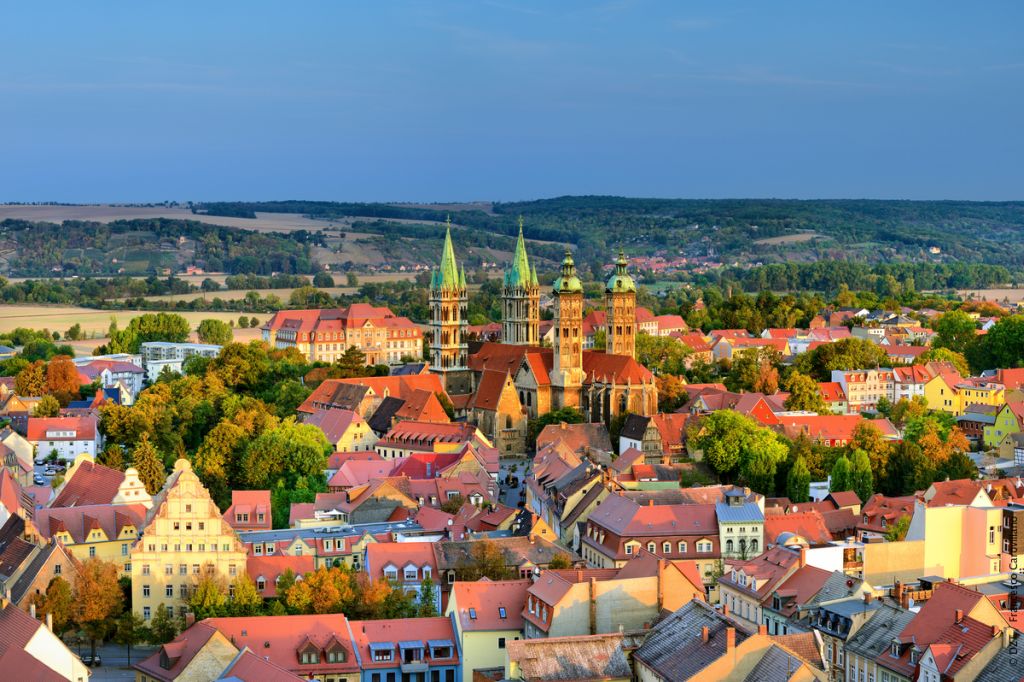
left=861, top=540, right=926, bottom=585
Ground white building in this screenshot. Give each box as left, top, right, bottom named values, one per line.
left=26, top=416, right=100, bottom=462
left=139, top=342, right=221, bottom=381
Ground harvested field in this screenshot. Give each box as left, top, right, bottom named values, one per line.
left=957, top=288, right=1024, bottom=303
left=753, top=232, right=819, bottom=245
left=0, top=205, right=342, bottom=233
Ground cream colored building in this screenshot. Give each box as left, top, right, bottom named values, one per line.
left=131, top=459, right=248, bottom=622
left=447, top=579, right=529, bottom=682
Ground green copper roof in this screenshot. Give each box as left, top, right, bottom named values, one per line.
left=553, top=249, right=582, bottom=294
left=505, top=216, right=534, bottom=288
left=531, top=264, right=539, bottom=287
left=436, top=218, right=461, bottom=290
left=606, top=248, right=636, bottom=293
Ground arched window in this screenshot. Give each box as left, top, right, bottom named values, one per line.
left=726, top=539, right=734, bottom=554
left=505, top=415, right=513, bottom=429
left=662, top=542, right=671, bottom=554
left=647, top=542, right=656, bottom=554
left=678, top=541, right=687, bottom=553
left=750, top=539, right=759, bottom=553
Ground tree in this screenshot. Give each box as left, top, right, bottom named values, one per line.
left=66, top=323, right=83, bottom=341
left=919, top=347, right=970, bottom=376
left=416, top=577, right=438, bottom=617
left=848, top=421, right=890, bottom=481
left=14, top=360, right=47, bottom=396
left=527, top=407, right=585, bottom=447
left=46, top=355, right=81, bottom=404
left=938, top=451, right=977, bottom=482
left=237, top=315, right=250, bottom=328
left=98, top=443, right=125, bottom=470
left=456, top=540, right=515, bottom=581
left=967, top=315, right=1024, bottom=373
left=435, top=391, right=455, bottom=420
left=34, top=394, right=61, bottom=417
left=36, top=576, right=74, bottom=635
left=889, top=396, right=928, bottom=429
left=346, top=272, right=359, bottom=287
left=238, top=418, right=331, bottom=489
left=99, top=313, right=191, bottom=354
left=113, top=611, right=149, bottom=665
left=313, top=271, right=335, bottom=288
left=849, top=449, right=874, bottom=504
left=793, top=338, right=889, bottom=381
left=229, top=573, right=265, bottom=617
left=885, top=515, right=911, bottom=542
left=883, top=441, right=932, bottom=496
left=655, top=375, right=689, bottom=412
left=289, top=285, right=333, bottom=308
left=440, top=494, right=465, bottom=515
left=695, top=411, right=788, bottom=482
left=74, top=558, right=124, bottom=658
left=202, top=278, right=221, bottom=293
left=725, top=349, right=780, bottom=393
left=933, top=310, right=978, bottom=354
left=275, top=568, right=296, bottom=599
left=132, top=433, right=166, bottom=495
left=548, top=553, right=572, bottom=569
left=636, top=333, right=691, bottom=375
left=197, top=319, right=233, bottom=345
left=830, top=455, right=852, bottom=493
left=189, top=573, right=228, bottom=619
left=783, top=372, right=829, bottom=414
left=249, top=316, right=260, bottom=328
left=742, top=449, right=780, bottom=496
left=148, top=604, right=179, bottom=644
left=786, top=456, right=811, bottom=503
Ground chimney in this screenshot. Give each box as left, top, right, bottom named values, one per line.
left=758, top=624, right=768, bottom=635
left=722, top=604, right=729, bottom=617
left=29, top=603, right=36, bottom=619
left=955, top=609, right=964, bottom=624
left=1004, top=626, right=1014, bottom=649
left=701, top=625, right=710, bottom=643
left=799, top=546, right=807, bottom=567
left=726, top=627, right=736, bottom=652
left=45, top=612, right=52, bottom=632
left=864, top=592, right=873, bottom=604
left=649, top=499, right=654, bottom=507
left=185, top=612, right=196, bottom=628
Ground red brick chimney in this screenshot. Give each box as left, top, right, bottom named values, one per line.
left=722, top=604, right=730, bottom=617
left=955, top=609, right=964, bottom=624
left=864, top=592, right=873, bottom=604
left=726, top=627, right=736, bottom=652
left=701, top=625, right=710, bottom=643
left=758, top=624, right=768, bottom=635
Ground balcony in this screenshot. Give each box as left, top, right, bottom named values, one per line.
left=401, top=661, right=428, bottom=673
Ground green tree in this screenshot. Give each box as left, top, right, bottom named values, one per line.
left=66, top=323, right=83, bottom=341
left=334, top=346, right=368, bottom=378
left=884, top=515, right=911, bottom=542
left=786, top=456, right=811, bottom=503
left=98, top=443, right=126, bottom=470
left=695, top=411, right=788, bottom=482
left=189, top=573, right=228, bottom=619
left=313, top=271, right=335, bottom=288
left=416, top=577, right=438, bottom=617
left=793, top=338, right=889, bottom=381
left=783, top=372, right=830, bottom=414
left=229, top=573, right=264, bottom=616
left=346, top=272, right=359, bottom=287
left=237, top=315, right=250, bottom=328
left=197, top=319, right=234, bottom=345
left=933, top=310, right=978, bottom=354
left=132, top=433, right=166, bottom=495
left=249, top=316, right=260, bottom=328
left=830, top=454, right=852, bottom=493
left=742, top=449, right=780, bottom=496
left=289, top=285, right=333, bottom=308
left=889, top=396, right=928, bottom=428
left=113, top=611, right=149, bottom=665
left=848, top=421, right=890, bottom=481
left=938, top=451, right=978, bottom=482
left=100, top=313, right=191, bottom=354
left=238, top=418, right=331, bottom=489
left=148, top=604, right=179, bottom=644
left=34, top=394, right=61, bottom=417
left=849, top=449, right=874, bottom=503
left=636, top=333, right=691, bottom=375
left=919, top=347, right=970, bottom=376
left=548, top=553, right=572, bottom=569
left=456, top=540, right=515, bottom=581
left=967, top=315, right=1024, bottom=373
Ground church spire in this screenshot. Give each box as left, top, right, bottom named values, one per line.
left=506, top=216, right=532, bottom=287
left=437, top=216, right=460, bottom=290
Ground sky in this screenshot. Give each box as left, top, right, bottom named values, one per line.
left=1, top=1, right=1022, bottom=202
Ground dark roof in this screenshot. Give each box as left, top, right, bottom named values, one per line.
left=367, top=396, right=406, bottom=434
left=743, top=644, right=808, bottom=681
left=634, top=600, right=751, bottom=680
left=974, top=633, right=1021, bottom=682
left=619, top=414, right=652, bottom=441
left=0, top=516, right=34, bottom=580
left=845, top=603, right=915, bottom=658
left=134, top=623, right=221, bottom=682
left=391, top=363, right=428, bottom=376
left=10, top=543, right=57, bottom=605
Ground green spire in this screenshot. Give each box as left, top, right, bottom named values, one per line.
left=506, top=216, right=532, bottom=288
left=606, top=248, right=636, bottom=293
left=437, top=216, right=461, bottom=290
left=459, top=264, right=466, bottom=289
left=531, top=264, right=539, bottom=287
left=553, top=249, right=583, bottom=294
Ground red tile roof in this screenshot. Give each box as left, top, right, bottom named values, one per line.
left=328, top=459, right=397, bottom=489
left=220, top=648, right=305, bottom=681
left=926, top=479, right=985, bottom=507
left=35, top=503, right=146, bottom=544
left=50, top=459, right=125, bottom=508
left=672, top=332, right=712, bottom=353
left=897, top=581, right=997, bottom=646
left=365, top=541, right=438, bottom=581
left=302, top=408, right=363, bottom=445
left=764, top=508, right=833, bottom=545
left=771, top=565, right=833, bottom=616
left=349, top=617, right=459, bottom=670
left=450, top=579, right=530, bottom=631
left=224, top=490, right=272, bottom=530
left=471, top=370, right=515, bottom=412
left=859, top=494, right=916, bottom=533
left=25, top=415, right=97, bottom=442
left=818, top=382, right=846, bottom=403
left=247, top=555, right=316, bottom=598
left=299, top=375, right=444, bottom=414
left=134, top=622, right=222, bottom=682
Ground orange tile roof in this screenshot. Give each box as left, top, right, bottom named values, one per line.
left=764, top=508, right=833, bottom=545
left=246, top=555, right=315, bottom=598
left=471, top=370, right=515, bottom=412
left=299, top=375, right=444, bottom=414
left=818, top=382, right=846, bottom=402
left=349, top=617, right=459, bottom=670
left=926, top=479, right=984, bottom=507
left=224, top=490, right=273, bottom=529
left=25, top=415, right=97, bottom=441
left=50, top=459, right=125, bottom=508
left=365, top=541, right=438, bottom=581
left=35, top=503, right=146, bottom=544
left=451, top=579, right=530, bottom=631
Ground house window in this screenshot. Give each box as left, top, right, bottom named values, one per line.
left=257, top=578, right=266, bottom=591
left=726, top=540, right=734, bottom=554
left=469, top=608, right=477, bottom=620
left=498, top=637, right=506, bottom=649
left=499, top=607, right=507, bottom=619
left=678, top=541, right=687, bottom=553
left=122, top=543, right=129, bottom=556
left=142, top=564, right=151, bottom=576
left=663, top=542, right=671, bottom=554
left=143, top=585, right=150, bottom=597
left=89, top=546, right=96, bottom=557
left=404, top=566, right=419, bottom=581
left=647, top=542, right=656, bottom=553
left=625, top=545, right=634, bottom=555
left=180, top=564, right=187, bottom=575
left=165, top=585, right=173, bottom=598
left=143, top=606, right=151, bottom=620
left=697, top=540, right=712, bottom=553
left=54, top=564, right=62, bottom=575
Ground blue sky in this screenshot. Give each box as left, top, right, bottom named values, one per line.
left=1, top=1, right=1021, bottom=202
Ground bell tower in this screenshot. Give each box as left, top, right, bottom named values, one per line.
left=501, top=217, right=540, bottom=345
left=605, top=249, right=637, bottom=358
left=551, top=249, right=584, bottom=407
left=429, top=220, right=468, bottom=390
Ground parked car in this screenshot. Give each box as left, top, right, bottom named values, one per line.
left=34, top=457, right=45, bottom=465
left=44, top=467, right=57, bottom=476
left=33, top=474, right=45, bottom=485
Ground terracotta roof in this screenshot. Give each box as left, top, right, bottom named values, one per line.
left=536, top=422, right=612, bottom=455
left=818, top=382, right=846, bottom=402
left=898, top=581, right=995, bottom=646
left=859, top=494, right=916, bottom=531
left=25, top=415, right=97, bottom=442
left=247, top=555, right=315, bottom=598
left=50, top=459, right=125, bottom=508
left=777, top=415, right=899, bottom=443
left=328, top=459, right=396, bottom=489
left=582, top=350, right=654, bottom=384
left=35, top=503, right=146, bottom=544
left=764, top=508, right=832, bottom=546
left=826, top=491, right=861, bottom=508
left=588, top=493, right=718, bottom=537
left=218, top=647, right=305, bottom=681
left=719, top=546, right=800, bottom=600
left=763, top=328, right=802, bottom=339
left=770, top=565, right=832, bottom=616
left=470, top=370, right=515, bottom=412
left=224, top=490, right=272, bottom=529
left=302, top=408, right=363, bottom=445
left=394, top=388, right=449, bottom=423
left=204, top=614, right=360, bottom=676
left=451, top=579, right=530, bottom=631
left=349, top=617, right=459, bottom=670
left=673, top=332, right=712, bottom=353
left=327, top=450, right=383, bottom=469
left=995, top=368, right=1024, bottom=391
left=771, top=632, right=823, bottom=669
left=0, top=598, right=72, bottom=681
left=299, top=375, right=444, bottom=414
left=926, top=479, right=984, bottom=507
left=365, top=541, right=438, bottom=581
left=288, top=503, right=315, bottom=526
left=135, top=622, right=222, bottom=681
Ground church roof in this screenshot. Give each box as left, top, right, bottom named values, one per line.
left=505, top=218, right=538, bottom=288
left=432, top=221, right=463, bottom=291
left=553, top=250, right=582, bottom=294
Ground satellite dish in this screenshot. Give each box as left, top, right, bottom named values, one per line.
left=846, top=579, right=854, bottom=588
left=907, top=598, right=915, bottom=609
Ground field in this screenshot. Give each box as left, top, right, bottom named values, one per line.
left=957, top=288, right=1024, bottom=303
left=0, top=205, right=342, bottom=233
left=753, top=232, right=819, bottom=246
left=0, top=306, right=265, bottom=356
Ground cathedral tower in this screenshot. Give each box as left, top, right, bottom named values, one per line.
left=429, top=221, right=468, bottom=388
left=551, top=249, right=584, bottom=408
left=501, top=217, right=540, bottom=345
left=605, top=248, right=637, bottom=358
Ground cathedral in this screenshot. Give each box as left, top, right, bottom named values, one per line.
left=429, top=220, right=658, bottom=455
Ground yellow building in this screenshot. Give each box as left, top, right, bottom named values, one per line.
left=131, top=459, right=248, bottom=622
left=924, top=372, right=961, bottom=415
left=957, top=380, right=1006, bottom=412
left=447, top=579, right=529, bottom=682
left=905, top=499, right=1002, bottom=578
left=33, top=503, right=147, bottom=576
